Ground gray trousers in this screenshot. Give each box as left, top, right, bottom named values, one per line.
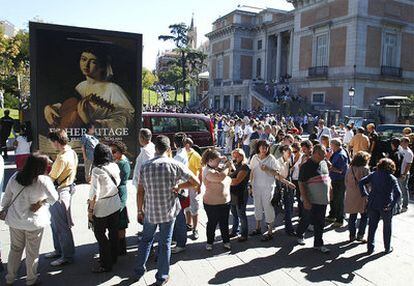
left=6, top=227, right=43, bottom=285
left=398, top=176, right=409, bottom=209
left=50, top=187, right=75, bottom=260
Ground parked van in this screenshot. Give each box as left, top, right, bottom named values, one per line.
left=142, top=112, right=215, bottom=149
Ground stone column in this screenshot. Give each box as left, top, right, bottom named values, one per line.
left=276, top=32, right=282, bottom=81
left=288, top=29, right=294, bottom=76
left=230, top=94, right=235, bottom=111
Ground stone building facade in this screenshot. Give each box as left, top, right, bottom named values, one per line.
left=204, top=0, right=414, bottom=114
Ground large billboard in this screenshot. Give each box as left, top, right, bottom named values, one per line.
left=29, top=22, right=142, bottom=160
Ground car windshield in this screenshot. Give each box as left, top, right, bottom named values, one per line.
left=377, top=125, right=412, bottom=140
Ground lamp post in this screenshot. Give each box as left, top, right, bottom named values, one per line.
left=348, top=87, right=355, bottom=116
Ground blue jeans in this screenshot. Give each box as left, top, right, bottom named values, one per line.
left=135, top=219, right=175, bottom=284
left=230, top=197, right=248, bottom=238
left=367, top=208, right=393, bottom=252
left=50, top=189, right=75, bottom=261
left=348, top=212, right=368, bottom=238
left=173, top=209, right=187, bottom=248
left=283, top=188, right=295, bottom=234
left=218, top=131, right=224, bottom=147
left=242, top=145, right=250, bottom=158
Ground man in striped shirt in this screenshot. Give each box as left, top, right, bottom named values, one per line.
left=295, top=144, right=331, bottom=254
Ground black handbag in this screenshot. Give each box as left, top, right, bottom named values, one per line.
left=271, top=188, right=283, bottom=209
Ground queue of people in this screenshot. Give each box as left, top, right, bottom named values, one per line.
left=0, top=115, right=413, bottom=285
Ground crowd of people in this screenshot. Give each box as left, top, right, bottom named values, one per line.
left=0, top=112, right=413, bottom=285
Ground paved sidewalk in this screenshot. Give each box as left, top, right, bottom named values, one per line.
left=1, top=182, right=413, bottom=286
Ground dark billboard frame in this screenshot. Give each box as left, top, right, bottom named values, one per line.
left=29, top=22, right=142, bottom=160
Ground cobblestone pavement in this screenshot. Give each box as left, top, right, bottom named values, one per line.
left=1, top=177, right=413, bottom=285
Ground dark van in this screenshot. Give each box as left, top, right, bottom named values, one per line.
left=142, top=112, right=215, bottom=149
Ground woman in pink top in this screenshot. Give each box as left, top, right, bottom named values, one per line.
left=201, top=148, right=232, bottom=251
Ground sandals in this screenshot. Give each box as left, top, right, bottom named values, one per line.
left=249, top=229, right=262, bottom=236
left=261, top=234, right=273, bottom=242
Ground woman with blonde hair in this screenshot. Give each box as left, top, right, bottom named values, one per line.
left=344, top=151, right=371, bottom=242
left=229, top=148, right=250, bottom=242
left=201, top=148, right=232, bottom=250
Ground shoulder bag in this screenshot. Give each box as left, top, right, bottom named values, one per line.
left=0, top=186, right=26, bottom=221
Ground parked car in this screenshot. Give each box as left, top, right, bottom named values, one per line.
left=142, top=112, right=215, bottom=150
left=377, top=124, right=414, bottom=140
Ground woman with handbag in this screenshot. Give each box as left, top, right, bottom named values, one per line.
left=88, top=143, right=121, bottom=273
left=109, top=141, right=131, bottom=256
left=344, top=151, right=371, bottom=242
left=249, top=140, right=293, bottom=241
left=1, top=153, right=58, bottom=286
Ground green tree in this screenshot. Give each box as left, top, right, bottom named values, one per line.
left=159, top=23, right=206, bottom=106
left=142, top=67, right=158, bottom=90
left=0, top=29, right=30, bottom=109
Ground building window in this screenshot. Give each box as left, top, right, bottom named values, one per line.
left=257, top=40, right=262, bottom=50
left=315, top=33, right=328, bottom=67
left=216, top=57, right=223, bottom=79
left=214, top=96, right=220, bottom=109
left=234, top=95, right=242, bottom=111
left=311, top=92, right=325, bottom=105
left=382, top=32, right=398, bottom=67
left=256, top=58, right=261, bottom=78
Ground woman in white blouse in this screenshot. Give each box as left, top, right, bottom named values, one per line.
left=88, top=143, right=121, bottom=273
left=250, top=140, right=293, bottom=241
left=1, top=153, right=58, bottom=286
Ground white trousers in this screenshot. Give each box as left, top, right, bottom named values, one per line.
left=253, top=185, right=275, bottom=224
left=6, top=227, right=44, bottom=285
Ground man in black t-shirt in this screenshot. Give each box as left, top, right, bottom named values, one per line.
left=0, top=110, right=15, bottom=159
left=295, top=144, right=331, bottom=254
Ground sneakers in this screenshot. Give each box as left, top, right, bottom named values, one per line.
left=50, top=257, right=71, bottom=267
left=44, top=251, right=61, bottom=259
left=186, top=224, right=193, bottom=232
left=223, top=243, right=231, bottom=250
left=314, top=246, right=330, bottom=254
left=297, top=238, right=305, bottom=245
left=206, top=244, right=213, bottom=251
left=171, top=246, right=186, bottom=254
left=192, top=229, right=199, bottom=240
left=401, top=207, right=408, bottom=213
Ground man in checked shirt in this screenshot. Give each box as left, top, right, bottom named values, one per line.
left=134, top=135, right=200, bottom=285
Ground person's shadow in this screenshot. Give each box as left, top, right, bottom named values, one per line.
left=208, top=240, right=383, bottom=285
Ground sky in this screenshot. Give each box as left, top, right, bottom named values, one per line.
left=1, top=0, right=293, bottom=70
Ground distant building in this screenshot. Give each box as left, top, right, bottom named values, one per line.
left=0, top=20, right=17, bottom=38
left=204, top=0, right=414, bottom=115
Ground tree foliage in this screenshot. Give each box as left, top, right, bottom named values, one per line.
left=142, top=67, right=158, bottom=90
left=159, top=23, right=207, bottom=105
left=0, top=29, right=29, bottom=109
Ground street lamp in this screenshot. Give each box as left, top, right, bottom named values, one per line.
left=348, top=87, right=355, bottom=116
